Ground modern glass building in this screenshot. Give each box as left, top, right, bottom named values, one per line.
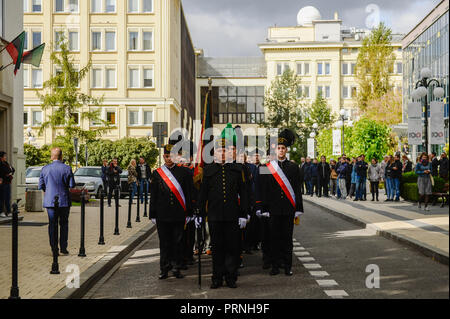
left=403, top=0, right=449, bottom=154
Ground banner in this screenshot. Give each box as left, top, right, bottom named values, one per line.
left=307, top=138, right=315, bottom=159
left=332, top=129, right=341, bottom=156
left=408, top=102, right=422, bottom=145
left=430, top=101, right=445, bottom=145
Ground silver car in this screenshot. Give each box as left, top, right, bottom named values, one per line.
left=25, top=167, right=43, bottom=191
left=73, top=166, right=104, bottom=199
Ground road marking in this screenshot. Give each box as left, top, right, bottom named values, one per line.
left=293, top=246, right=305, bottom=251
left=293, top=242, right=301, bottom=246
left=324, top=290, right=348, bottom=298
left=309, top=271, right=329, bottom=277
left=294, top=251, right=310, bottom=256
left=316, top=279, right=338, bottom=287
left=302, top=263, right=322, bottom=269
left=298, top=257, right=315, bottom=262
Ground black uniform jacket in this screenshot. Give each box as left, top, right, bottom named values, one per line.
left=198, top=162, right=248, bottom=222
left=260, top=160, right=304, bottom=216
left=149, top=165, right=193, bottom=222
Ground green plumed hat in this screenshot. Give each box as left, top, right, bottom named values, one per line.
left=220, top=123, right=236, bottom=147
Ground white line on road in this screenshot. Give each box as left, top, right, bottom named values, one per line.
left=298, top=257, right=315, bottom=262
left=316, top=279, right=338, bottom=287
left=293, top=246, right=306, bottom=251
left=309, top=271, right=330, bottom=277
left=294, top=251, right=310, bottom=256
left=324, top=290, right=348, bottom=298
left=302, top=263, right=322, bottom=269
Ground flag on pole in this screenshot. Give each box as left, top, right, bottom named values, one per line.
left=22, top=43, right=45, bottom=67
left=2, top=32, right=26, bottom=75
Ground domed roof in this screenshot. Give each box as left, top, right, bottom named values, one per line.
left=297, top=6, right=321, bottom=26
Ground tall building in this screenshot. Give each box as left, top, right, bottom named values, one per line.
left=0, top=0, right=26, bottom=202
left=23, top=0, right=196, bottom=147
left=403, top=0, right=449, bottom=155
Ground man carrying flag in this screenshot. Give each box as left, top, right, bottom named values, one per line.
left=260, top=129, right=304, bottom=276
left=149, top=139, right=194, bottom=280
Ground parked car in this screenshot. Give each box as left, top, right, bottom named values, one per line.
left=25, top=167, right=43, bottom=191
left=119, top=170, right=130, bottom=198
left=71, top=166, right=104, bottom=199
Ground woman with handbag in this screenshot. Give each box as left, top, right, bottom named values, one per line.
left=415, top=152, right=433, bottom=211
left=329, top=159, right=338, bottom=196
left=127, top=159, right=139, bottom=204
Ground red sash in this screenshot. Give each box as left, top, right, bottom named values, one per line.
left=266, top=161, right=296, bottom=209
left=156, top=167, right=187, bottom=211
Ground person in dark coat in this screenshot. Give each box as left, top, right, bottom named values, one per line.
left=317, top=155, right=331, bottom=197
left=137, top=156, right=152, bottom=204
left=0, top=151, right=15, bottom=218
left=101, top=159, right=109, bottom=196
left=299, top=157, right=306, bottom=195
left=303, top=157, right=312, bottom=195
left=439, top=152, right=449, bottom=180
left=150, top=143, right=194, bottom=280
left=107, top=158, right=122, bottom=207
left=310, top=158, right=319, bottom=197
left=431, top=152, right=439, bottom=177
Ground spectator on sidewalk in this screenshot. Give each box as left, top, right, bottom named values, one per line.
left=127, top=159, right=139, bottom=204
left=303, top=157, right=312, bottom=195
left=380, top=155, right=389, bottom=196
left=38, top=147, right=76, bottom=255
left=415, top=152, right=433, bottom=211
left=137, top=156, right=152, bottom=204
left=101, top=159, right=109, bottom=196
left=0, top=151, right=15, bottom=218
left=368, top=158, right=381, bottom=201
left=335, top=156, right=342, bottom=199
left=318, top=155, right=331, bottom=197
left=330, top=159, right=338, bottom=196
left=346, top=157, right=353, bottom=197
left=349, top=157, right=357, bottom=199
left=299, top=157, right=306, bottom=195
left=391, top=154, right=403, bottom=201
left=310, top=158, right=319, bottom=197
left=107, top=158, right=122, bottom=207
left=402, top=155, right=413, bottom=173
left=337, top=157, right=349, bottom=200
left=384, top=155, right=394, bottom=201
left=439, top=152, right=448, bottom=180
left=430, top=152, right=439, bottom=177
left=354, top=155, right=369, bottom=201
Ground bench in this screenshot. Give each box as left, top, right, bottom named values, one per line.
left=432, top=183, right=449, bottom=208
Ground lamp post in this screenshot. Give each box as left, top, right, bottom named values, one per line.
left=73, top=137, right=79, bottom=169
left=26, top=127, right=35, bottom=144
left=309, top=123, right=318, bottom=158
left=411, top=67, right=444, bottom=154
left=335, top=109, right=353, bottom=156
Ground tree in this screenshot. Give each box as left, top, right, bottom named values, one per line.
left=355, top=23, right=395, bottom=112
left=36, top=36, right=110, bottom=165
left=364, top=90, right=402, bottom=125
left=23, top=144, right=51, bottom=167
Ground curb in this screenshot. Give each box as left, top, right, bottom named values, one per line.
left=0, top=216, right=24, bottom=225
left=51, top=223, right=157, bottom=299
left=304, top=198, right=449, bottom=266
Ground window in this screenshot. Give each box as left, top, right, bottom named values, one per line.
left=129, top=68, right=139, bottom=88
left=92, top=68, right=102, bottom=88
left=69, top=31, right=78, bottom=51
left=32, top=0, right=42, bottom=12
left=105, top=0, right=116, bottom=12
left=342, top=86, right=349, bottom=98
left=143, top=31, right=153, bottom=51
left=297, top=63, right=302, bottom=75
left=105, top=68, right=116, bottom=88
left=32, top=69, right=42, bottom=88
left=92, top=31, right=101, bottom=50
left=325, top=62, right=330, bottom=75
left=351, top=63, right=356, bottom=75
left=32, top=111, right=42, bottom=126
left=55, top=68, right=64, bottom=87
left=304, top=86, right=310, bottom=98
left=23, top=0, right=29, bottom=12
left=32, top=31, right=41, bottom=48
left=317, top=62, right=323, bottom=75
left=351, top=86, right=357, bottom=97
left=128, top=0, right=138, bottom=12
left=23, top=68, right=29, bottom=88
left=129, top=31, right=139, bottom=50
left=91, top=0, right=101, bottom=12
left=55, top=31, right=63, bottom=50
left=70, top=113, right=80, bottom=125
left=396, top=62, right=403, bottom=74
left=106, top=111, right=116, bottom=125
left=24, top=32, right=28, bottom=50
left=24, top=112, right=29, bottom=125
left=105, top=31, right=116, bottom=51
left=143, top=0, right=153, bottom=12
left=68, top=0, right=78, bottom=12
left=276, top=62, right=290, bottom=76
left=318, top=86, right=330, bottom=98
left=143, top=110, right=153, bottom=125
left=342, top=63, right=348, bottom=75
left=55, top=0, right=64, bottom=12
left=128, top=110, right=139, bottom=125
left=325, top=85, right=330, bottom=98
left=92, top=0, right=116, bottom=13
left=143, top=68, right=153, bottom=87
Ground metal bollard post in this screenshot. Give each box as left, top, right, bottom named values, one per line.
left=127, top=187, right=132, bottom=228
left=114, top=186, right=120, bottom=235
left=136, top=183, right=141, bottom=222
left=9, top=201, right=20, bottom=299
left=98, top=190, right=105, bottom=245
left=50, top=196, right=60, bottom=274
left=78, top=190, right=87, bottom=257
left=143, top=180, right=148, bottom=217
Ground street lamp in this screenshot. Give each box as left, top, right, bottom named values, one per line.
left=309, top=123, right=318, bottom=158
left=411, top=67, right=444, bottom=154
left=336, top=109, right=349, bottom=155
left=26, top=127, right=35, bottom=144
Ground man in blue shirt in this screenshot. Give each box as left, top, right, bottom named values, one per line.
left=39, top=148, right=76, bottom=255
left=354, top=155, right=368, bottom=201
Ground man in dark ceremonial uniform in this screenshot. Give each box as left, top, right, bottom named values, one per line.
left=260, top=129, right=304, bottom=276
left=198, top=126, right=249, bottom=289
left=149, top=142, right=194, bottom=280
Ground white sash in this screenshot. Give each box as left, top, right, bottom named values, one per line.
left=270, top=160, right=296, bottom=206
left=161, top=165, right=186, bottom=208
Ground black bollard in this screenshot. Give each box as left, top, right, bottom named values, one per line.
left=9, top=201, right=20, bottom=299
left=143, top=180, right=148, bottom=217
left=98, top=191, right=105, bottom=245
left=50, top=196, right=60, bottom=274
left=135, top=183, right=141, bottom=222
left=114, top=186, right=120, bottom=235
left=78, top=190, right=87, bottom=257
left=127, top=187, right=132, bottom=228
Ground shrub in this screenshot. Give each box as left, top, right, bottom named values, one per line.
left=400, top=183, right=419, bottom=202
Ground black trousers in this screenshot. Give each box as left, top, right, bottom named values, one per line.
left=300, top=180, right=305, bottom=195
left=107, top=184, right=119, bottom=206
left=156, top=221, right=185, bottom=272
left=311, top=177, right=319, bottom=195
left=318, top=177, right=329, bottom=196
left=182, top=221, right=196, bottom=263
left=269, top=214, right=294, bottom=269
left=370, top=181, right=379, bottom=199
left=260, top=217, right=271, bottom=265
left=208, top=221, right=240, bottom=282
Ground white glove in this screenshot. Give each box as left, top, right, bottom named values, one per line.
left=151, top=218, right=156, bottom=224
left=194, top=216, right=203, bottom=229
left=239, top=218, right=247, bottom=229
left=295, top=212, right=303, bottom=219
left=262, top=212, right=270, bottom=218
left=255, top=210, right=262, bottom=218
left=247, top=214, right=251, bottom=223
left=185, top=216, right=193, bottom=224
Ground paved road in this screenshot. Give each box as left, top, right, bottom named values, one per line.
left=86, top=202, right=449, bottom=299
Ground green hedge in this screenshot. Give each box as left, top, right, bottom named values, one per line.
left=401, top=172, right=418, bottom=184
left=401, top=183, right=420, bottom=202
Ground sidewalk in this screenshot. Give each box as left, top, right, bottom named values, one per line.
left=304, top=194, right=449, bottom=265
left=0, top=200, right=154, bottom=299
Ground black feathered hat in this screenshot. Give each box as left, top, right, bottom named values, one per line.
left=278, top=129, right=296, bottom=147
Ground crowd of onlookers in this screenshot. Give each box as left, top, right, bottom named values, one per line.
left=298, top=151, right=449, bottom=211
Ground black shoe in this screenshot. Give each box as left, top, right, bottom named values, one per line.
left=60, top=249, right=69, bottom=255
left=210, top=280, right=222, bottom=289
left=239, top=261, right=244, bottom=268
left=395, top=198, right=400, bottom=202
left=180, top=264, right=188, bottom=270
left=173, top=271, right=184, bottom=279
left=159, top=271, right=168, bottom=280
left=353, top=199, right=358, bottom=201
left=262, top=263, right=271, bottom=270
left=270, top=268, right=280, bottom=276
left=284, top=268, right=293, bottom=276
left=226, top=279, right=237, bottom=288
left=244, top=250, right=253, bottom=255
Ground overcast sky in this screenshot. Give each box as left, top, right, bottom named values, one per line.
left=182, top=0, right=441, bottom=57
